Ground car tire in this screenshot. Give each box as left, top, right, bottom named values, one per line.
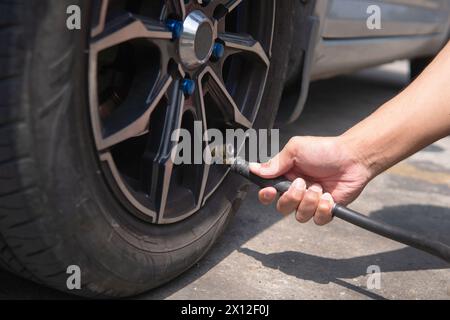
left=0, top=0, right=294, bottom=297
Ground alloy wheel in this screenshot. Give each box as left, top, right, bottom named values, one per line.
left=88, top=0, right=274, bottom=224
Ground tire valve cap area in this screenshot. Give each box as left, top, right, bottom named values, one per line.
left=181, top=79, right=196, bottom=96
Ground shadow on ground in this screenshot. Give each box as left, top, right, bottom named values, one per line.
left=238, top=204, right=450, bottom=300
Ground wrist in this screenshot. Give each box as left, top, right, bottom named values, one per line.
left=337, top=133, right=381, bottom=181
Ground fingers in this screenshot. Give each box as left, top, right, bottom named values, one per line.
left=258, top=181, right=334, bottom=226
left=313, top=193, right=334, bottom=226
left=258, top=182, right=334, bottom=226
left=294, top=185, right=334, bottom=225
left=295, top=184, right=322, bottom=223
left=258, top=187, right=277, bottom=205
left=276, top=178, right=306, bottom=215
left=249, top=137, right=299, bottom=179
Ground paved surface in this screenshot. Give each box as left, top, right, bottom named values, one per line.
left=1, top=61, right=449, bottom=299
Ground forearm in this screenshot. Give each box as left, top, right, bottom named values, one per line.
left=340, top=41, right=450, bottom=178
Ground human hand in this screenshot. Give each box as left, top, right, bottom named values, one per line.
left=249, top=136, right=372, bottom=225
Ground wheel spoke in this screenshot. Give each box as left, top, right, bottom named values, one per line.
left=214, top=0, right=243, bottom=20
left=224, top=0, right=242, bottom=12
left=219, top=32, right=270, bottom=67
left=200, top=66, right=252, bottom=129
left=91, top=13, right=172, bottom=53
left=96, top=75, right=173, bottom=151
left=191, top=77, right=210, bottom=209
left=91, top=0, right=109, bottom=37
left=166, top=0, right=187, bottom=20
left=141, top=79, right=185, bottom=220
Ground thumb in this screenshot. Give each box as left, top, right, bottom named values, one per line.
left=249, top=141, right=296, bottom=178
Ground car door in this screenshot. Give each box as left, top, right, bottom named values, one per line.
left=310, top=0, right=450, bottom=79
left=322, top=0, right=449, bottom=38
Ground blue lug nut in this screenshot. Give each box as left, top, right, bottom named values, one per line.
left=181, top=79, right=196, bottom=96
left=166, top=19, right=183, bottom=39
left=212, top=42, right=225, bottom=60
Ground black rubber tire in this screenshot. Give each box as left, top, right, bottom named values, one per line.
left=0, top=0, right=294, bottom=297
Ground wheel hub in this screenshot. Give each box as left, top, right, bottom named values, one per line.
left=179, top=10, right=215, bottom=69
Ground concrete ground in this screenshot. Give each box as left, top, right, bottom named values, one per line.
left=1, top=61, right=449, bottom=299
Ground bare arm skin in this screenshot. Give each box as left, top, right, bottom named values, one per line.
left=250, top=41, right=450, bottom=226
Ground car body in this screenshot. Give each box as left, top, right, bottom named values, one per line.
left=279, top=0, right=450, bottom=123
